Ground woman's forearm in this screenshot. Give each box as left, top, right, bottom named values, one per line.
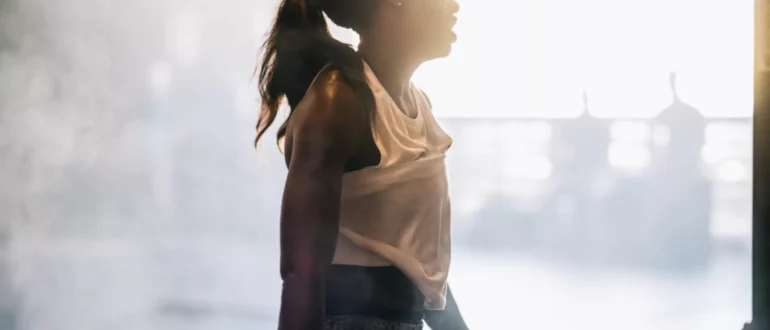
left=277, top=161, right=345, bottom=330
left=278, top=271, right=325, bottom=330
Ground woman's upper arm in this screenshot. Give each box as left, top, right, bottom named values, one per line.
left=279, top=69, right=370, bottom=275
left=287, top=71, right=368, bottom=170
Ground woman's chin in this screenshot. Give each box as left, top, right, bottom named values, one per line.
left=434, top=44, right=454, bottom=59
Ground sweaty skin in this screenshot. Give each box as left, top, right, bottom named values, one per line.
left=278, top=66, right=469, bottom=330
left=278, top=69, right=372, bottom=330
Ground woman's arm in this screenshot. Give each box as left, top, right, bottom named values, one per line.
left=277, top=71, right=370, bottom=330
left=424, top=285, right=469, bottom=330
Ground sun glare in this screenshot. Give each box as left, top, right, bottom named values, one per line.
left=327, top=0, right=752, bottom=119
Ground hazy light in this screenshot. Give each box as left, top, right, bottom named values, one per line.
left=454, top=193, right=488, bottom=218
left=524, top=121, right=553, bottom=143
left=502, top=157, right=553, bottom=180
left=556, top=196, right=578, bottom=217
left=718, top=160, right=750, bottom=182
left=705, top=122, right=752, bottom=143
left=701, top=142, right=752, bottom=164
left=234, top=80, right=257, bottom=117
left=610, top=121, right=651, bottom=142
left=149, top=62, right=172, bottom=94
left=1, top=1, right=752, bottom=329
left=701, top=122, right=753, bottom=165
left=651, top=124, right=671, bottom=146
left=419, top=0, right=750, bottom=119
left=498, top=121, right=553, bottom=144
left=701, top=143, right=731, bottom=164
left=168, top=12, right=201, bottom=67
left=608, top=142, right=651, bottom=170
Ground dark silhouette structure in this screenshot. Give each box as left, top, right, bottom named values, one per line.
left=548, top=91, right=610, bottom=259
left=647, top=72, right=712, bottom=269
left=652, top=72, right=707, bottom=174
left=747, top=1, right=770, bottom=327
left=560, top=92, right=611, bottom=189
left=746, top=76, right=770, bottom=329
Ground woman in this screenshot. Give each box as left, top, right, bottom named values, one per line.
left=256, top=0, right=467, bottom=329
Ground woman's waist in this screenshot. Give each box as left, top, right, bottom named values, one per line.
left=332, top=229, right=450, bottom=271
left=325, top=265, right=426, bottom=313
left=331, top=232, right=451, bottom=308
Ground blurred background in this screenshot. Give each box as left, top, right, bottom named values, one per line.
left=0, top=0, right=754, bottom=329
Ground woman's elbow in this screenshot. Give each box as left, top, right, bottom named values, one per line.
left=280, top=254, right=327, bottom=284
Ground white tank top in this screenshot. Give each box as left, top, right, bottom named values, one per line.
left=331, top=61, right=453, bottom=311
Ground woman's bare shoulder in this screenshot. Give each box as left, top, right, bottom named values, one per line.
left=285, top=67, right=371, bottom=162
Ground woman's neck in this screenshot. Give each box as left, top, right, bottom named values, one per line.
left=357, top=41, right=419, bottom=101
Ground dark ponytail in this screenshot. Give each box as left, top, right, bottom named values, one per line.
left=255, top=0, right=376, bottom=147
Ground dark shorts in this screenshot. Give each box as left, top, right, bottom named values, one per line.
left=323, top=315, right=423, bottom=330
left=324, top=265, right=425, bottom=330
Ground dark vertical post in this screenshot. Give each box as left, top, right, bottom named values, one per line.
left=751, top=0, right=770, bottom=328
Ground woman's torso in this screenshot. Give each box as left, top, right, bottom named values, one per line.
left=283, top=60, right=453, bottom=314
